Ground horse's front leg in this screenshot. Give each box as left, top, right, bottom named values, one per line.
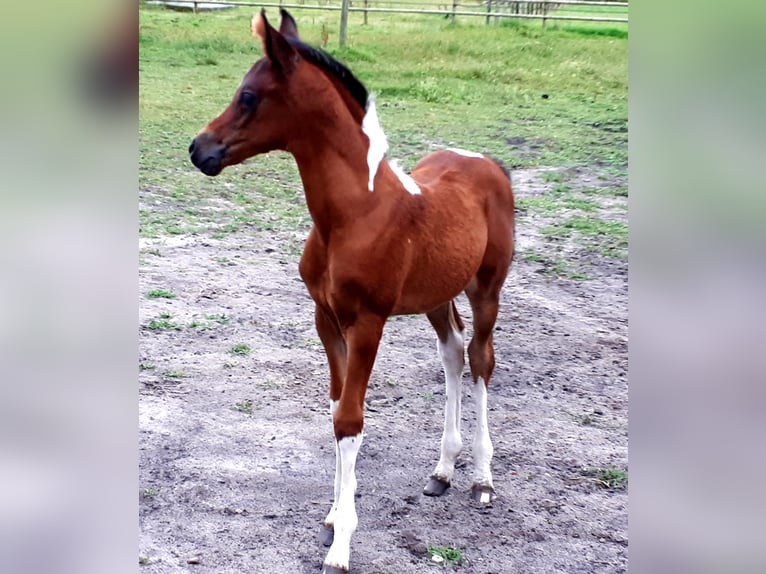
left=322, top=311, right=385, bottom=574
left=314, top=304, right=347, bottom=546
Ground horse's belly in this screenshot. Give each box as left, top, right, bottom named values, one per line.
left=393, top=232, right=486, bottom=315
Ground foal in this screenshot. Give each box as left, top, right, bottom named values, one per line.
left=189, top=10, right=515, bottom=573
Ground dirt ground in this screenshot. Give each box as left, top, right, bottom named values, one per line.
left=139, top=167, right=628, bottom=573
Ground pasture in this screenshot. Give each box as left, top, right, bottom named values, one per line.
left=139, top=5, right=627, bottom=573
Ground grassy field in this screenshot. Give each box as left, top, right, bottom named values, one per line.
left=139, top=5, right=627, bottom=265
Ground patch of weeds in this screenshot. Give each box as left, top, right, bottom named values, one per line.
left=515, top=196, right=560, bottom=216
left=567, top=271, right=591, bottom=281
left=562, top=197, right=600, bottom=212
left=385, top=378, right=398, bottom=386
left=235, top=400, right=253, bottom=414
left=428, top=545, right=465, bottom=566
left=582, top=185, right=628, bottom=198
left=551, top=183, right=573, bottom=195
left=522, top=253, right=546, bottom=263
left=139, top=362, right=155, bottom=371
left=541, top=217, right=627, bottom=259
left=143, top=488, right=158, bottom=496
left=542, top=171, right=566, bottom=183
left=189, top=314, right=229, bottom=330
left=146, top=289, right=175, bottom=299
left=260, top=379, right=278, bottom=389
left=298, top=337, right=322, bottom=348
left=139, top=556, right=150, bottom=565
left=223, top=362, right=237, bottom=369
left=583, top=467, right=628, bottom=490
left=163, top=371, right=187, bottom=379
left=230, top=343, right=252, bottom=356
left=141, top=248, right=161, bottom=257
left=525, top=250, right=592, bottom=280
left=147, top=313, right=181, bottom=331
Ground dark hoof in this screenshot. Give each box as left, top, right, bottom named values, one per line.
left=319, top=525, right=334, bottom=547
left=423, top=477, right=451, bottom=497
left=471, top=484, right=496, bottom=505
left=322, top=566, right=347, bottom=574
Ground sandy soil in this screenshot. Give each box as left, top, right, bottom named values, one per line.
left=139, top=167, right=627, bottom=573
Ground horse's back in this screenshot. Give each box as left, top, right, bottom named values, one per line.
left=412, top=149, right=513, bottom=211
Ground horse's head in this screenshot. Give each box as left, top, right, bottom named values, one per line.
left=189, top=9, right=368, bottom=177
left=189, top=10, right=300, bottom=176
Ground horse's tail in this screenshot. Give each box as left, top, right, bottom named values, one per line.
left=488, top=156, right=511, bottom=182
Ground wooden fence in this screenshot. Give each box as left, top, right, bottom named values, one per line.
left=146, top=0, right=628, bottom=45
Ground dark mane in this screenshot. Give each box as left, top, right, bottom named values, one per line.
left=287, top=38, right=369, bottom=112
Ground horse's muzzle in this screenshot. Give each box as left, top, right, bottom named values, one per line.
left=189, top=132, right=227, bottom=176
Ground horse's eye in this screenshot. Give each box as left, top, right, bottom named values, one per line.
left=239, top=91, right=257, bottom=109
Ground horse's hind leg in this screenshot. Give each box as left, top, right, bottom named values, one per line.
left=423, top=300, right=465, bottom=497
left=465, top=262, right=510, bottom=504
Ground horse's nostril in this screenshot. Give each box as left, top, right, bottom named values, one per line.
left=188, top=140, right=196, bottom=155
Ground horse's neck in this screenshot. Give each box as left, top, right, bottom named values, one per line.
left=290, top=130, right=380, bottom=237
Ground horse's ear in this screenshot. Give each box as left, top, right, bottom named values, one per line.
left=278, top=9, right=299, bottom=39
left=251, top=10, right=296, bottom=72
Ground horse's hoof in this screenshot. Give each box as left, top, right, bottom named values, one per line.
left=471, top=484, right=496, bottom=505
left=423, top=477, right=451, bottom=497
left=319, top=525, right=334, bottom=547
left=322, top=565, right=347, bottom=574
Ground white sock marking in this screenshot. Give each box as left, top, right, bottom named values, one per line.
left=362, top=97, right=388, bottom=192
left=324, top=433, right=363, bottom=571
left=325, top=400, right=342, bottom=527
left=472, top=378, right=494, bottom=488
left=432, top=324, right=464, bottom=482
left=390, top=160, right=422, bottom=195
left=447, top=147, right=484, bottom=159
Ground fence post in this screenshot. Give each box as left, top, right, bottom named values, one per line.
left=364, top=0, right=369, bottom=25
left=485, top=0, right=491, bottom=25
left=451, top=0, right=457, bottom=23
left=339, top=0, right=350, bottom=47
left=193, top=1, right=197, bottom=14
left=542, top=1, right=547, bottom=28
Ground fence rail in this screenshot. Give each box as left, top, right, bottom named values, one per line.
left=146, top=0, right=628, bottom=45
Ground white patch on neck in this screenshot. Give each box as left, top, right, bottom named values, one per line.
left=447, top=147, right=484, bottom=159
left=390, top=160, right=421, bottom=195
left=361, top=97, right=388, bottom=192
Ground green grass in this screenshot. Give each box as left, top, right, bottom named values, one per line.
left=542, top=217, right=627, bottom=258
left=428, top=545, right=465, bottom=566
left=146, top=288, right=176, bottom=299
left=235, top=400, right=253, bottom=414
left=147, top=313, right=181, bottom=331
left=139, top=6, right=626, bottom=240
left=583, top=467, right=628, bottom=490
left=230, top=343, right=252, bottom=356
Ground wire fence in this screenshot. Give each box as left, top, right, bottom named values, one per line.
left=145, top=0, right=627, bottom=45
left=147, top=0, right=627, bottom=23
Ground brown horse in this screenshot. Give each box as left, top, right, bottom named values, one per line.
left=189, top=10, right=515, bottom=573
